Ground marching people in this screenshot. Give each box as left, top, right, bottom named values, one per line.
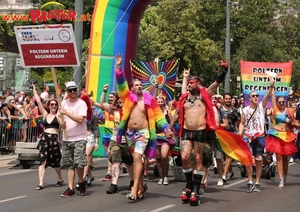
left=32, top=84, right=64, bottom=190
left=170, top=60, right=228, bottom=206
left=114, top=53, right=173, bottom=200
left=238, top=76, right=274, bottom=193
left=265, top=88, right=297, bottom=188
left=59, top=81, right=88, bottom=197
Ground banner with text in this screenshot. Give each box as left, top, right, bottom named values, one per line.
left=14, top=24, right=79, bottom=67
left=240, top=60, right=293, bottom=108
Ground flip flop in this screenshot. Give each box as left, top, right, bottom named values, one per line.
left=35, top=185, right=44, bottom=190
left=55, top=180, right=64, bottom=187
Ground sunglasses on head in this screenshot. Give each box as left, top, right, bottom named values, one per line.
left=110, top=91, right=118, bottom=97
left=278, top=101, right=285, bottom=104
left=67, top=88, right=77, bottom=93
left=251, top=94, right=259, bottom=98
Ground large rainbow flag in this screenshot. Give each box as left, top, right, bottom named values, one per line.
left=215, top=128, right=252, bottom=166
left=130, top=60, right=179, bottom=101
left=240, top=61, right=293, bottom=108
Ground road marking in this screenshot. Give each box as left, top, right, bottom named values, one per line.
left=149, top=204, right=176, bottom=212
left=0, top=196, right=26, bottom=203
left=222, top=178, right=248, bottom=188
left=0, top=169, right=34, bottom=177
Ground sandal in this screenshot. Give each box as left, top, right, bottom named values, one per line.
left=126, top=192, right=137, bottom=200
left=35, top=185, right=44, bottom=190
left=137, top=184, right=148, bottom=199
left=55, top=180, right=64, bottom=187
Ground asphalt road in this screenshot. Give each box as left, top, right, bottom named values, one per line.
left=0, top=157, right=300, bottom=212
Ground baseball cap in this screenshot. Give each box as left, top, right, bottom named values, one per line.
left=66, top=81, right=77, bottom=89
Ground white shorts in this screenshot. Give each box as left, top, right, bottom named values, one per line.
left=86, top=134, right=96, bottom=148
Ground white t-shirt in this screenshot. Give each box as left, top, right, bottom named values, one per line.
left=40, top=91, right=48, bottom=100
left=61, top=98, right=87, bottom=141
left=243, top=102, right=265, bottom=135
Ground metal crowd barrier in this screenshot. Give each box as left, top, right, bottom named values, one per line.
left=0, top=118, right=43, bottom=152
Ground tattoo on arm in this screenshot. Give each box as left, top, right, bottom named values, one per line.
left=169, top=110, right=179, bottom=128
left=207, top=83, right=218, bottom=96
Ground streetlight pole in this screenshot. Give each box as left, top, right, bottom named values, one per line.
left=74, top=0, right=83, bottom=89
left=224, top=0, right=231, bottom=93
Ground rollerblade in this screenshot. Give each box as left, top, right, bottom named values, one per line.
left=180, top=188, right=191, bottom=203
left=189, top=191, right=200, bottom=206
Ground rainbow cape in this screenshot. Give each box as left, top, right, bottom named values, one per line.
left=215, top=127, right=252, bottom=166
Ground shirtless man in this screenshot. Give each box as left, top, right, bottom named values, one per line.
left=170, top=60, right=228, bottom=206
left=114, top=54, right=173, bottom=200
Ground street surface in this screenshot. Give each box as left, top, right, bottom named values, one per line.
left=0, top=155, right=300, bottom=212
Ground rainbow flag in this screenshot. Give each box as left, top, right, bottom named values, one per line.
left=240, top=61, right=293, bottom=108
left=294, top=91, right=300, bottom=97
left=215, top=128, right=252, bottom=166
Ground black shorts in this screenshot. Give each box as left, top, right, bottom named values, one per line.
left=181, top=129, right=207, bottom=143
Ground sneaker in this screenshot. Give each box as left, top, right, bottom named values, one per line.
left=122, top=166, right=128, bottom=174
left=213, top=167, right=218, bottom=174
left=78, top=182, right=86, bottom=196
left=157, top=178, right=163, bottom=185
left=75, top=183, right=80, bottom=190
left=228, top=172, right=234, bottom=179
left=245, top=183, right=254, bottom=193
left=127, top=180, right=134, bottom=190
left=289, top=158, right=294, bottom=163
left=217, top=178, right=224, bottom=186
left=199, top=184, right=205, bottom=195
left=222, top=174, right=227, bottom=183
left=142, top=175, right=149, bottom=181
left=163, top=177, right=169, bottom=185
left=106, top=184, right=118, bottom=194
left=102, top=174, right=112, bottom=181
left=61, top=188, right=75, bottom=197
left=87, top=175, right=94, bottom=186
left=253, top=184, right=261, bottom=192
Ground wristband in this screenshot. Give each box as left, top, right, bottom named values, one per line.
left=103, top=90, right=107, bottom=92
left=216, top=71, right=227, bottom=84
left=114, top=65, right=121, bottom=68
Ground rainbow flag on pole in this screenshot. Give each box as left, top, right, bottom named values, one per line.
left=215, top=128, right=252, bottom=166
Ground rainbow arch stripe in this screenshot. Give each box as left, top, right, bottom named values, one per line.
left=86, top=0, right=153, bottom=100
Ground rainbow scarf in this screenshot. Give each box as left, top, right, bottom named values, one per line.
left=244, top=132, right=265, bottom=147
left=215, top=127, right=252, bottom=166
left=267, top=128, right=296, bottom=143
left=115, top=69, right=170, bottom=158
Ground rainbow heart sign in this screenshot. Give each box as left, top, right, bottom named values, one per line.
left=149, top=73, right=167, bottom=88
left=130, top=60, right=179, bottom=101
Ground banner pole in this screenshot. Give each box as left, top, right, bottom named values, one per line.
left=51, top=66, right=68, bottom=139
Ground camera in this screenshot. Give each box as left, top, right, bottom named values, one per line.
left=29, top=79, right=37, bottom=89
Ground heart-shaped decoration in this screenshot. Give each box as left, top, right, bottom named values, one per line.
left=150, top=73, right=166, bottom=88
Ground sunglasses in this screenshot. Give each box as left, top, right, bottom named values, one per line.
left=110, top=91, right=119, bottom=97
left=278, top=101, right=285, bottom=104
left=251, top=94, right=259, bottom=98
left=10, top=102, right=15, bottom=104
left=67, top=88, right=77, bottom=93
left=50, top=103, right=58, bottom=106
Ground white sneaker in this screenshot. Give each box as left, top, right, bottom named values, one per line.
left=222, top=174, right=227, bottom=182
left=217, top=178, right=223, bottom=186
left=163, top=177, right=169, bottom=185
left=289, top=158, right=294, bottom=163
left=157, top=178, right=163, bottom=185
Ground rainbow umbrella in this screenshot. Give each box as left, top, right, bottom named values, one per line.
left=215, top=127, right=252, bottom=166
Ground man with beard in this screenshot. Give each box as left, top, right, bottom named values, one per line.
left=96, top=84, right=134, bottom=194
left=114, top=54, right=173, bottom=201
left=170, top=60, right=228, bottom=206
left=219, top=93, right=241, bottom=183
left=59, top=81, right=87, bottom=197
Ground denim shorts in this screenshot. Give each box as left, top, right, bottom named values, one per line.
left=249, top=140, right=264, bottom=161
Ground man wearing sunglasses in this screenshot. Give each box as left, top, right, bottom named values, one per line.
left=238, top=76, right=275, bottom=193
left=59, top=81, right=88, bottom=197
left=114, top=54, right=173, bottom=201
